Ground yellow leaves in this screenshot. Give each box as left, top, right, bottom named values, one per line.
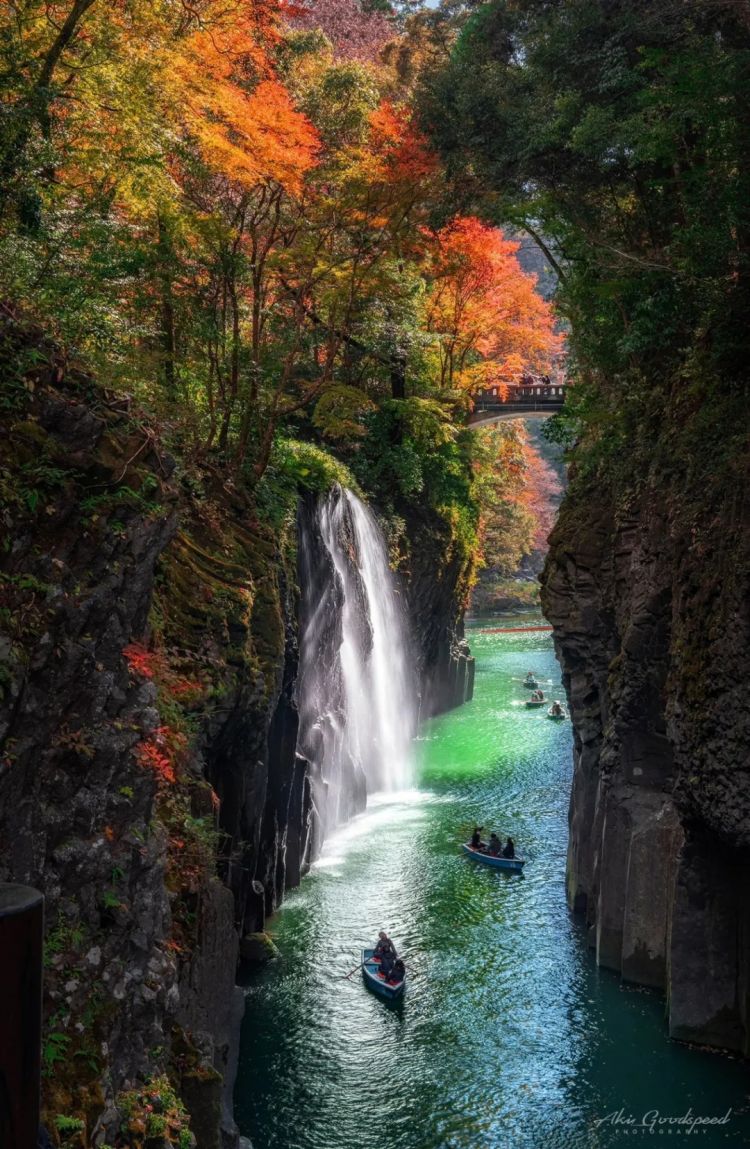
left=186, top=78, right=319, bottom=194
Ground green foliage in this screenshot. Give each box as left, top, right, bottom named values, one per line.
left=421, top=0, right=750, bottom=483
left=54, top=1116, right=85, bottom=1136
left=354, top=397, right=466, bottom=503
left=117, top=1074, right=192, bottom=1145
left=255, top=437, right=360, bottom=528
left=313, top=385, right=376, bottom=441
left=302, top=61, right=380, bottom=146
left=43, top=1031, right=71, bottom=1074
left=43, top=918, right=84, bottom=967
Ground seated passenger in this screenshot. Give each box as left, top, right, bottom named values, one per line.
left=488, top=832, right=502, bottom=856
left=470, top=825, right=483, bottom=849
left=502, top=837, right=515, bottom=859
left=390, top=958, right=406, bottom=984
left=374, top=931, right=396, bottom=960
left=551, top=700, right=563, bottom=716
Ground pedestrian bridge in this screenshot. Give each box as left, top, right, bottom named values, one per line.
left=469, top=398, right=565, bottom=426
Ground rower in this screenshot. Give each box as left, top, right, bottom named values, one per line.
left=502, top=837, right=515, bottom=859
left=488, top=832, right=502, bottom=856
left=470, top=825, right=483, bottom=849
left=550, top=700, right=563, bottom=716
left=380, top=950, right=396, bottom=978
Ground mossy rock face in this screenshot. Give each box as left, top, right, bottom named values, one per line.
left=179, top=1068, right=222, bottom=1149
left=239, top=931, right=280, bottom=966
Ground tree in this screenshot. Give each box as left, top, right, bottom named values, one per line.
left=424, top=216, right=560, bottom=394
left=292, top=0, right=396, bottom=62
left=419, top=0, right=750, bottom=420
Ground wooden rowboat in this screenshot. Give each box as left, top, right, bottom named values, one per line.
left=525, top=699, right=545, bottom=708
left=462, top=843, right=525, bottom=873
left=362, top=949, right=405, bottom=1000
left=547, top=708, right=568, bottom=721
left=523, top=678, right=539, bottom=690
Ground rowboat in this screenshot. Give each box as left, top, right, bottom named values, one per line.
left=523, top=678, right=539, bottom=690
left=547, top=708, right=568, bottom=721
left=462, top=843, right=525, bottom=873
left=362, top=949, right=405, bottom=1000
left=525, top=699, right=545, bottom=708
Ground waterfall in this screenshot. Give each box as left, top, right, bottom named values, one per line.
left=297, top=486, right=416, bottom=846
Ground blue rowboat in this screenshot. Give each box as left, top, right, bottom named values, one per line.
left=362, top=949, right=405, bottom=1000
left=462, top=843, right=525, bottom=874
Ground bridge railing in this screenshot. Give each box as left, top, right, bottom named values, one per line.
left=470, top=399, right=564, bottom=418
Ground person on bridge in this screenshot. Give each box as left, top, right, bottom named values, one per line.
left=502, top=837, right=515, bottom=860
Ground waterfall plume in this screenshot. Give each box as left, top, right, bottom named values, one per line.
left=297, top=486, right=416, bottom=846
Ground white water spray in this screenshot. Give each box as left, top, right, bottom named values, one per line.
left=298, top=487, right=417, bottom=844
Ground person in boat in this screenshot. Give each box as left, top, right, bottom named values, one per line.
left=502, top=837, right=515, bottom=859
left=525, top=671, right=536, bottom=683
left=380, top=950, right=396, bottom=979
left=488, top=832, right=502, bottom=856
left=550, top=700, right=564, bottom=716
left=531, top=689, right=544, bottom=702
left=470, top=825, right=483, bottom=849
left=389, top=957, right=406, bottom=984
left=374, top=931, right=396, bottom=961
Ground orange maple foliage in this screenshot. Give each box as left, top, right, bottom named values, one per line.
left=170, top=20, right=320, bottom=194
left=426, top=217, right=561, bottom=392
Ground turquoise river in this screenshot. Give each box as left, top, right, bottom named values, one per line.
left=235, top=619, right=750, bottom=1149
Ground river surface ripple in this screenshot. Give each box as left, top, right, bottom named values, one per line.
left=235, top=620, right=750, bottom=1149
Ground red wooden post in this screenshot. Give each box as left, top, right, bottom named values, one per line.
left=0, top=885, right=44, bottom=1149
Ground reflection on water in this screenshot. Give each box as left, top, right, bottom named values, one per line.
left=235, top=619, right=750, bottom=1148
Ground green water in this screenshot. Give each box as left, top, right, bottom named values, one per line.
left=235, top=621, right=750, bottom=1148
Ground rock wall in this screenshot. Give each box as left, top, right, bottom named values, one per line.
left=0, top=315, right=307, bottom=1145
left=402, top=503, right=475, bottom=717
left=0, top=316, right=478, bottom=1143
left=542, top=439, right=750, bottom=1053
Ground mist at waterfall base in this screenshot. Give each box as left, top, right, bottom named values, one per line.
left=236, top=622, right=750, bottom=1149
left=297, top=486, right=417, bottom=845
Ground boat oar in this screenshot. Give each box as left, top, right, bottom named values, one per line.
left=343, top=960, right=367, bottom=979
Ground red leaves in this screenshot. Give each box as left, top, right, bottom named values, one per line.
left=368, top=102, right=438, bottom=185
left=123, top=643, right=203, bottom=700
left=123, top=642, right=156, bottom=679
left=292, top=0, right=394, bottom=62
left=136, top=726, right=187, bottom=786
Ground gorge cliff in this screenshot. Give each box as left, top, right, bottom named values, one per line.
left=542, top=391, right=750, bottom=1054
left=0, top=313, right=474, bottom=1145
